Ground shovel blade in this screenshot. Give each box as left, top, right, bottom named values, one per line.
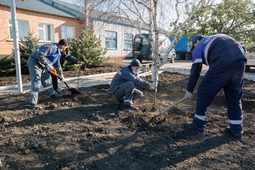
left=68, top=88, right=81, bottom=95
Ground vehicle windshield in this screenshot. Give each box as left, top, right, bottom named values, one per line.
left=134, top=36, right=150, bottom=45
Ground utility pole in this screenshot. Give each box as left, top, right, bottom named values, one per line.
left=10, top=0, right=23, bottom=94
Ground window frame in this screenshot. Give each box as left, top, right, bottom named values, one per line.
left=8, top=19, right=29, bottom=40
left=38, top=23, right=55, bottom=42
left=61, top=25, right=76, bottom=42
left=105, top=30, right=117, bottom=50
left=124, top=33, right=133, bottom=51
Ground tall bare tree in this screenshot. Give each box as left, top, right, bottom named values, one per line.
left=105, top=0, right=212, bottom=109
left=73, top=0, right=214, bottom=109
left=84, top=0, right=89, bottom=30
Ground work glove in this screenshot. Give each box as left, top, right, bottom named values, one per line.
left=49, top=68, right=58, bottom=77
left=47, top=65, right=58, bottom=77
left=185, top=90, right=193, bottom=99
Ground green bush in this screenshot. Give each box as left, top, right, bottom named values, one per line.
left=62, top=61, right=78, bottom=71
left=70, top=30, right=108, bottom=68
left=0, top=33, right=39, bottom=76
left=0, top=55, right=15, bottom=76
left=18, top=33, right=40, bottom=74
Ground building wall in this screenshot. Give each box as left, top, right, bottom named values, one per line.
left=93, top=20, right=149, bottom=58
left=0, top=4, right=150, bottom=58
left=0, top=5, right=83, bottom=56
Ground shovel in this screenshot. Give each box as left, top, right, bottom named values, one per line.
left=147, top=76, right=203, bottom=126
left=147, top=96, right=187, bottom=125
left=50, top=70, right=81, bottom=95
left=59, top=77, right=81, bottom=95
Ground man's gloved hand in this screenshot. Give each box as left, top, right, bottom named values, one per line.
left=49, top=68, right=58, bottom=77
left=47, top=64, right=58, bottom=77
left=185, top=90, right=193, bottom=99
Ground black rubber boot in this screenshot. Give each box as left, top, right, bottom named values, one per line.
left=29, top=103, right=42, bottom=109
left=123, top=103, right=138, bottom=111
left=50, top=93, right=63, bottom=100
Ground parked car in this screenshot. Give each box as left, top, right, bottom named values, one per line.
left=132, top=34, right=176, bottom=63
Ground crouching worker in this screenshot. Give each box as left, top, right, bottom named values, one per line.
left=51, top=47, right=83, bottom=94
left=27, top=39, right=68, bottom=109
left=110, top=59, right=155, bottom=111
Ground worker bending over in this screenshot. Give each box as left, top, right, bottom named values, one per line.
left=27, top=39, right=67, bottom=109
left=185, top=34, right=246, bottom=139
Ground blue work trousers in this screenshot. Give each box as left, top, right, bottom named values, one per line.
left=194, top=60, right=245, bottom=135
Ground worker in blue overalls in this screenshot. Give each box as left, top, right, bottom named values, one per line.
left=185, top=34, right=247, bottom=139
left=27, top=39, right=67, bottom=109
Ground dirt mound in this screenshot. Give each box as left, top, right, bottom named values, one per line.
left=0, top=71, right=255, bottom=169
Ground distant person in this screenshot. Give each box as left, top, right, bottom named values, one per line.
left=50, top=47, right=83, bottom=94
left=110, top=59, right=156, bottom=111
left=185, top=34, right=247, bottom=139
left=27, top=39, right=67, bottom=109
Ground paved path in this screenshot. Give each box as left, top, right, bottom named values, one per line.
left=0, top=61, right=254, bottom=95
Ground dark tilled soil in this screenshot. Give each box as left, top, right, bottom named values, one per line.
left=0, top=71, right=255, bottom=170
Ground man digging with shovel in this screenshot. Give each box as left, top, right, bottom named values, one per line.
left=27, top=39, right=67, bottom=109
left=110, top=59, right=156, bottom=111
left=184, top=34, right=246, bottom=139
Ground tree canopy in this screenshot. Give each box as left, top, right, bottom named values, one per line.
left=188, top=0, right=255, bottom=44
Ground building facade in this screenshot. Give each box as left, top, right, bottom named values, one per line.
left=0, top=0, right=148, bottom=58
left=93, top=20, right=149, bottom=58
left=0, top=0, right=83, bottom=56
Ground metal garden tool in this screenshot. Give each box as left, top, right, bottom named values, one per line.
left=49, top=69, right=81, bottom=95
left=147, top=96, right=187, bottom=125
left=147, top=76, right=203, bottom=126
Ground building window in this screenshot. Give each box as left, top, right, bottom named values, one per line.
left=61, top=26, right=75, bottom=42
left=38, top=23, right=54, bottom=41
left=124, top=33, right=133, bottom=50
left=105, top=30, right=117, bottom=49
left=8, top=19, right=29, bottom=40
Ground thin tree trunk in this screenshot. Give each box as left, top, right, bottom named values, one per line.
left=152, top=0, right=159, bottom=110
left=84, top=0, right=89, bottom=30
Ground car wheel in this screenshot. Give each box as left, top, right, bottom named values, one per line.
left=175, top=54, right=180, bottom=60
left=245, top=65, right=250, bottom=72
left=186, top=53, right=192, bottom=60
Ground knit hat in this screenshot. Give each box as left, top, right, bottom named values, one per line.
left=58, top=39, right=68, bottom=46
left=190, top=34, right=203, bottom=51
left=130, top=59, right=142, bottom=67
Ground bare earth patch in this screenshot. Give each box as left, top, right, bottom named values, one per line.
left=0, top=71, right=255, bottom=169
